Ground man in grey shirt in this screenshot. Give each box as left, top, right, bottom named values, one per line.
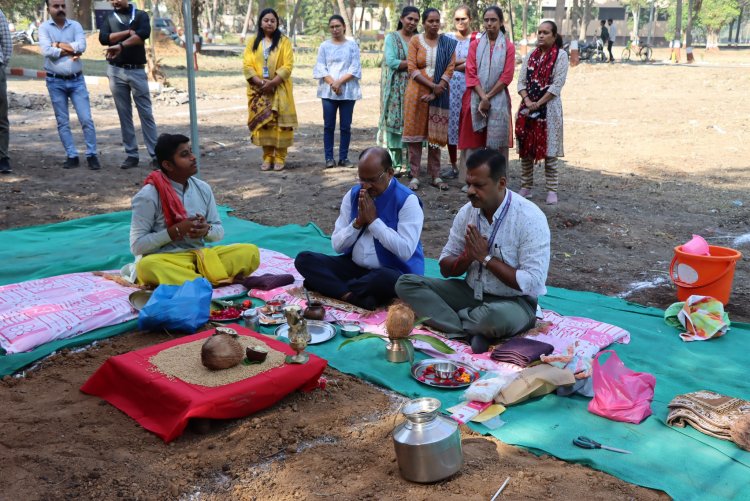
left=396, top=149, right=550, bottom=353
left=130, top=133, right=260, bottom=286
left=39, top=0, right=100, bottom=169
left=0, top=8, right=12, bottom=174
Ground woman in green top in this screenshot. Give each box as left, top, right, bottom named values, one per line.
left=377, top=6, right=420, bottom=176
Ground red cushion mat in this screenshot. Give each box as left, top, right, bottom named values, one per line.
left=80, top=324, right=327, bottom=442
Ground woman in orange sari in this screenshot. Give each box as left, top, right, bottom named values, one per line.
left=401, top=8, right=456, bottom=191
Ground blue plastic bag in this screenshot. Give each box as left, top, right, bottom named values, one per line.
left=138, top=278, right=212, bottom=333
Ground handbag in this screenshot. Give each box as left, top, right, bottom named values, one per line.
left=138, top=278, right=212, bottom=333
left=588, top=350, right=656, bottom=424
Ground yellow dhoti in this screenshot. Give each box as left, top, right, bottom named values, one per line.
left=136, top=244, right=260, bottom=287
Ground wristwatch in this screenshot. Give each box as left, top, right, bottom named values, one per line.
left=482, top=255, right=493, bottom=267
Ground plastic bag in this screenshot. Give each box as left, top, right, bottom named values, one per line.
left=464, top=372, right=518, bottom=403
left=588, top=350, right=656, bottom=424
left=138, top=278, right=212, bottom=333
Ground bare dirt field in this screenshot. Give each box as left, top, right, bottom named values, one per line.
left=1, top=44, right=748, bottom=500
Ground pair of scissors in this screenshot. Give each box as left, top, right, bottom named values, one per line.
left=573, top=436, right=632, bottom=454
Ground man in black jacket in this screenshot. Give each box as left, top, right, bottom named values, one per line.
left=99, top=0, right=159, bottom=169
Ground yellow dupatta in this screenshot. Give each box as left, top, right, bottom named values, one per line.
left=243, top=35, right=298, bottom=132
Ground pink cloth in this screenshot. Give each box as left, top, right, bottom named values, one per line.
left=0, top=248, right=295, bottom=354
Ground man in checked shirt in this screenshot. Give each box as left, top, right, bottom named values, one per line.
left=39, top=0, right=100, bottom=170
left=0, top=8, right=11, bottom=174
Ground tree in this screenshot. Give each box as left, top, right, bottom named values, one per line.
left=554, top=0, right=565, bottom=28
left=698, top=0, right=740, bottom=47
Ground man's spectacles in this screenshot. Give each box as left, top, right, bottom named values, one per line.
left=455, top=17, right=468, bottom=21
left=356, top=171, right=387, bottom=185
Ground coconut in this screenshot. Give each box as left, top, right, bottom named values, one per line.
left=201, top=333, right=244, bottom=370
left=245, top=345, right=269, bottom=362
left=730, top=414, right=750, bottom=451
left=385, top=303, right=415, bottom=340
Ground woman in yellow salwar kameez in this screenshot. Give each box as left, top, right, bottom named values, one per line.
left=243, top=8, right=298, bottom=172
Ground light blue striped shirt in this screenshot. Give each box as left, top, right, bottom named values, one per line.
left=38, top=18, right=86, bottom=76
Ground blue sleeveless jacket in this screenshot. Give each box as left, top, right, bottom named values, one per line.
left=346, top=180, right=424, bottom=275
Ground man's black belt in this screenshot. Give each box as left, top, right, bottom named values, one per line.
left=109, top=62, right=145, bottom=70
left=46, top=71, right=82, bottom=80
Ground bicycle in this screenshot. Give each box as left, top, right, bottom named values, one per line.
left=621, top=40, right=652, bottom=62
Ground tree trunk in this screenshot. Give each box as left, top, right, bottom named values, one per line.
left=554, top=0, right=565, bottom=29
left=358, top=0, right=366, bottom=38
left=506, top=0, right=515, bottom=41
left=522, top=0, right=529, bottom=42
left=77, top=0, right=93, bottom=30
left=632, top=7, right=639, bottom=41
left=241, top=0, right=253, bottom=42
left=675, top=0, right=683, bottom=45
left=736, top=7, right=743, bottom=43
left=580, top=0, right=592, bottom=41
left=290, top=0, right=304, bottom=43
left=336, top=0, right=354, bottom=37
left=209, top=0, right=219, bottom=34
left=685, top=0, right=694, bottom=47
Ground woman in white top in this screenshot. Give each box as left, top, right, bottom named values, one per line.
left=313, top=15, right=363, bottom=168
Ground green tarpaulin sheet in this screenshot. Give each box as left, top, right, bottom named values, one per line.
left=2, top=208, right=748, bottom=500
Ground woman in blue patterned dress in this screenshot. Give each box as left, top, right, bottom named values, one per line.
left=443, top=5, right=475, bottom=181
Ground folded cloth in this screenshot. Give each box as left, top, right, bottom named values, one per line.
left=241, top=273, right=295, bottom=291
left=667, top=390, right=750, bottom=441
left=495, top=364, right=575, bottom=405
left=490, top=337, right=554, bottom=367
left=664, top=295, right=730, bottom=342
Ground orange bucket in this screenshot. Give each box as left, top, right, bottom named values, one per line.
left=670, top=245, right=743, bottom=305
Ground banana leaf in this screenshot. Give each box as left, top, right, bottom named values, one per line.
left=398, top=338, right=415, bottom=364
left=337, top=333, right=384, bottom=350
left=409, top=334, right=455, bottom=354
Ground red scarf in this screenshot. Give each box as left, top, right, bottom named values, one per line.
left=515, top=45, right=559, bottom=161
left=144, top=170, right=188, bottom=228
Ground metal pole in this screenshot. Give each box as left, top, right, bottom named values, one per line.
left=647, top=0, right=655, bottom=46
left=182, top=0, right=201, bottom=175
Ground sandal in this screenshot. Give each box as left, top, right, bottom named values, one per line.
left=273, top=163, right=285, bottom=171
left=408, top=178, right=420, bottom=191
left=432, top=177, right=449, bottom=191
left=261, top=163, right=272, bottom=171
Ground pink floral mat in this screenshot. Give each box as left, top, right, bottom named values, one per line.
left=249, top=254, right=631, bottom=375
left=0, top=248, right=293, bottom=354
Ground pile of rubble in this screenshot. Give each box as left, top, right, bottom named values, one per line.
left=8, top=91, right=49, bottom=111
left=152, top=87, right=209, bottom=106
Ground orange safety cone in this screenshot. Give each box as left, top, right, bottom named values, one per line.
left=569, top=39, right=580, bottom=67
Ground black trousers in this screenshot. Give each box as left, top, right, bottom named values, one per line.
left=294, top=251, right=403, bottom=307
left=607, top=41, right=614, bottom=61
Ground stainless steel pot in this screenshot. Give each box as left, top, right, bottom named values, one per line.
left=392, top=397, right=463, bottom=483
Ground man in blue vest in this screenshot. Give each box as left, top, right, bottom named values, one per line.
left=295, top=147, right=424, bottom=310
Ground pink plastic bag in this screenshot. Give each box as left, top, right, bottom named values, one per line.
left=588, top=350, right=656, bottom=424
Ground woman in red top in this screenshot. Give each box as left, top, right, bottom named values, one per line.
left=458, top=6, right=515, bottom=190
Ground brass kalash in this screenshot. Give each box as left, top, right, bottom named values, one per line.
left=284, top=306, right=310, bottom=364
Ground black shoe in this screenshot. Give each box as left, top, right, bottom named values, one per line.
left=120, top=156, right=139, bottom=169
left=86, top=155, right=101, bottom=170
left=325, top=159, right=336, bottom=169
left=470, top=334, right=490, bottom=354
left=0, top=157, right=10, bottom=174
left=338, top=158, right=353, bottom=168
left=63, top=157, right=80, bottom=169
left=151, top=158, right=159, bottom=170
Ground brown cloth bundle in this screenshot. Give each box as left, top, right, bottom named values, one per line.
left=667, top=390, right=750, bottom=449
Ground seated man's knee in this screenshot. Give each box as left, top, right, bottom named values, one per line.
left=294, top=251, right=316, bottom=272
left=136, top=254, right=161, bottom=285
left=395, top=273, right=421, bottom=297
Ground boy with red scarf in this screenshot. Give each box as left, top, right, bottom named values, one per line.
left=129, top=133, right=260, bottom=286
